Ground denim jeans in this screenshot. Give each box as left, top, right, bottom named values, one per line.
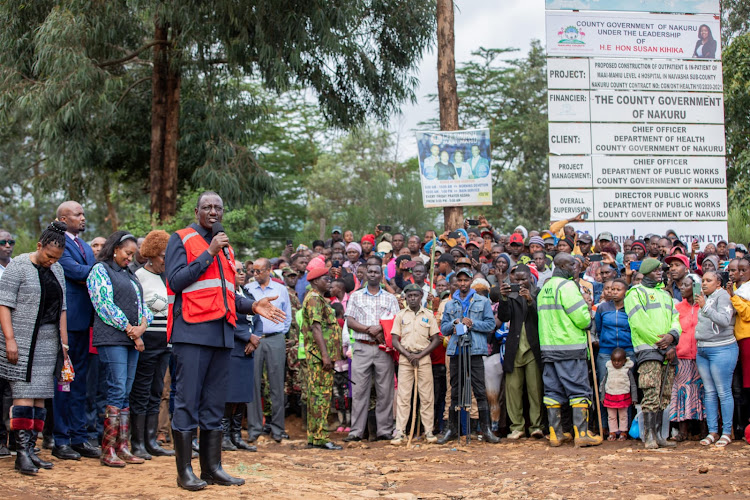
left=98, top=346, right=140, bottom=409
left=696, top=342, right=739, bottom=435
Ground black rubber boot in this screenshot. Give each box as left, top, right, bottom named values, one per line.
left=173, top=430, right=207, bottom=491
left=130, top=413, right=152, bottom=460
left=229, top=404, right=256, bottom=452
left=572, top=404, right=602, bottom=447
left=655, top=410, right=676, bottom=448
left=479, top=406, right=500, bottom=443
left=199, top=429, right=245, bottom=486
left=642, top=412, right=658, bottom=449
left=221, top=415, right=237, bottom=451
left=437, top=410, right=459, bottom=445
left=546, top=405, right=572, bottom=447
left=15, top=429, right=39, bottom=475
left=145, top=413, right=174, bottom=457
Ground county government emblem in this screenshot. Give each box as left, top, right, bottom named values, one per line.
left=557, top=25, right=586, bottom=45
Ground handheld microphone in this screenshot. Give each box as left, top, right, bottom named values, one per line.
left=211, top=222, right=232, bottom=261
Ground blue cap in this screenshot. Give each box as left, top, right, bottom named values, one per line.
left=456, top=268, right=473, bottom=278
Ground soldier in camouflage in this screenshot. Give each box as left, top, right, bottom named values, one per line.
left=301, top=262, right=343, bottom=450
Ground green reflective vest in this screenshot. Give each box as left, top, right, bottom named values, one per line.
left=624, top=284, right=681, bottom=355
left=538, top=276, right=591, bottom=361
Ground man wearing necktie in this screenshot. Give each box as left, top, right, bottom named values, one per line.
left=52, top=201, right=101, bottom=460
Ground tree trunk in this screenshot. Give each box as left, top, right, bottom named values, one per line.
left=150, top=21, right=168, bottom=220
left=103, top=176, right=119, bottom=232
left=149, top=22, right=180, bottom=221
left=436, top=0, right=463, bottom=231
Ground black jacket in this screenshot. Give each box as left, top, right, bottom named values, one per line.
left=496, top=291, right=541, bottom=373
left=693, top=38, right=716, bottom=58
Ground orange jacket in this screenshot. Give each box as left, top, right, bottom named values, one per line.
left=167, top=227, right=237, bottom=340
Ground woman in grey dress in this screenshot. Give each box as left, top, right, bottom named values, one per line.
left=0, top=221, right=70, bottom=475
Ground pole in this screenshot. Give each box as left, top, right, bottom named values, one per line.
left=587, top=331, right=603, bottom=436
left=407, top=366, right=419, bottom=446
left=436, top=0, right=463, bottom=231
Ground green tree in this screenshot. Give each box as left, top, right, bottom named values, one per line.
left=304, top=127, right=440, bottom=240
left=423, top=41, right=549, bottom=232
left=723, top=33, right=750, bottom=212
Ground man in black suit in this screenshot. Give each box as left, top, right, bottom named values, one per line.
left=52, top=201, right=101, bottom=460
left=166, top=191, right=285, bottom=490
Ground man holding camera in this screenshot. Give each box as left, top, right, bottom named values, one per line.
left=538, top=253, right=601, bottom=448
left=438, top=268, right=500, bottom=444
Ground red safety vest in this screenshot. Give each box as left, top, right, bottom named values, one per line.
left=166, top=227, right=237, bottom=340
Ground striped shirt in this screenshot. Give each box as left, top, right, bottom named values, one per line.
left=345, top=286, right=400, bottom=342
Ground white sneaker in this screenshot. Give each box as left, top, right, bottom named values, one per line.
left=425, top=432, right=438, bottom=443
left=390, top=433, right=405, bottom=446
left=506, top=430, right=524, bottom=440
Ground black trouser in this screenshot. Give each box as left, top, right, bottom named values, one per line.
left=449, top=355, right=487, bottom=410
left=432, top=364, right=447, bottom=431
left=130, top=349, right=170, bottom=415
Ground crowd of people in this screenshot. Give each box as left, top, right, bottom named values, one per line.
left=1, top=196, right=749, bottom=491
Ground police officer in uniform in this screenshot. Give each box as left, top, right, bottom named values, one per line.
left=166, top=191, right=285, bottom=490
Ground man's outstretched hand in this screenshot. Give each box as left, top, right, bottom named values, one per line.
left=252, top=296, right=287, bottom=323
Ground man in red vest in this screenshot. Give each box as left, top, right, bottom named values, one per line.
left=166, top=191, right=285, bottom=491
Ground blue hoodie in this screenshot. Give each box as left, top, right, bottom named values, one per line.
left=594, top=301, right=633, bottom=355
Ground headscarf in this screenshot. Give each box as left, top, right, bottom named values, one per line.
left=456, top=228, right=469, bottom=243
left=514, top=225, right=528, bottom=239
left=345, top=242, right=362, bottom=255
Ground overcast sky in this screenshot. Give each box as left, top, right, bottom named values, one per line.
left=392, top=1, right=547, bottom=159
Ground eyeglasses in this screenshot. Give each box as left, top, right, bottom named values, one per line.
left=0, top=240, right=15, bottom=246
left=251, top=269, right=267, bottom=274
left=199, top=205, right=224, bottom=213
left=236, top=267, right=246, bottom=273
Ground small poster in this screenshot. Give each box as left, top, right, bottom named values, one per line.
left=416, top=129, right=493, bottom=208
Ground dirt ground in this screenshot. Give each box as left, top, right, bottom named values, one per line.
left=1, top=416, right=749, bottom=499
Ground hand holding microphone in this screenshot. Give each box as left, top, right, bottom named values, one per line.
left=210, top=222, right=231, bottom=260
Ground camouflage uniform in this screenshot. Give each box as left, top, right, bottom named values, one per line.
left=285, top=285, right=303, bottom=397
left=638, top=360, right=675, bottom=412
left=302, top=290, right=342, bottom=445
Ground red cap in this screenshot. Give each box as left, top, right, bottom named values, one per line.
left=664, top=254, right=689, bottom=268
left=361, top=234, right=375, bottom=245
left=509, top=233, right=524, bottom=245
left=306, top=256, right=329, bottom=281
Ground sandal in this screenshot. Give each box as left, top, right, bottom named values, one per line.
left=607, top=433, right=617, bottom=441
left=618, top=433, right=627, bottom=441
left=700, top=434, right=717, bottom=446
left=716, top=435, right=731, bottom=447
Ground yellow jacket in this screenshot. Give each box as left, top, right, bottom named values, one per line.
left=730, top=295, right=750, bottom=341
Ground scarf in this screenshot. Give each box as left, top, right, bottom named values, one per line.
left=641, top=276, right=658, bottom=289
left=736, top=281, right=750, bottom=301
left=453, top=288, right=476, bottom=317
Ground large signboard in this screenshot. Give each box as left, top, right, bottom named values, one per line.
left=545, top=5, right=727, bottom=244
left=546, top=11, right=721, bottom=59
left=415, top=129, right=493, bottom=208
left=545, top=0, right=720, bottom=14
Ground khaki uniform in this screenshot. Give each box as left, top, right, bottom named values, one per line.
left=392, top=307, right=439, bottom=434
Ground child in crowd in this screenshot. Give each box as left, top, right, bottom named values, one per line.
left=599, top=347, right=637, bottom=441
left=331, top=303, right=352, bottom=432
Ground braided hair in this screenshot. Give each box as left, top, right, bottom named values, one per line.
left=40, top=221, right=68, bottom=248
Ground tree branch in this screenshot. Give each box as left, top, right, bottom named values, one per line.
left=116, top=77, right=151, bottom=107
left=97, top=40, right=171, bottom=68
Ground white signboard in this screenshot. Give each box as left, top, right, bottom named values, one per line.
left=415, top=129, right=493, bottom=208
left=546, top=11, right=721, bottom=59
left=549, top=156, right=726, bottom=189
left=591, top=156, right=726, bottom=188
left=549, top=156, right=593, bottom=188
left=550, top=188, right=594, bottom=220
left=589, top=59, right=723, bottom=91
left=548, top=58, right=724, bottom=92
left=548, top=122, right=592, bottom=155
left=570, top=221, right=728, bottom=245
left=548, top=90, right=590, bottom=122
left=591, top=123, right=726, bottom=155
left=594, top=188, right=727, bottom=221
